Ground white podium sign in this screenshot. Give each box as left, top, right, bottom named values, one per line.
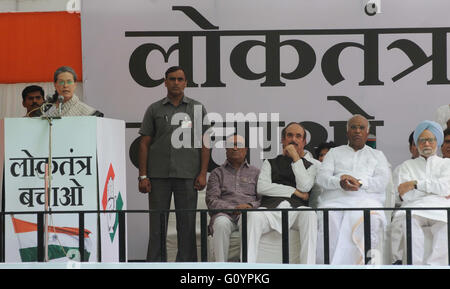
left=2, top=116, right=126, bottom=262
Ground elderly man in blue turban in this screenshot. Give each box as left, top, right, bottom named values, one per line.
left=393, top=120, right=450, bottom=265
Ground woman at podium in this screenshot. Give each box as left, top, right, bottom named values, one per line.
left=46, top=66, right=103, bottom=117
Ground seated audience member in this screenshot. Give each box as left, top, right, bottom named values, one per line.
left=205, top=133, right=261, bottom=262
left=390, top=130, right=421, bottom=264
left=46, top=66, right=103, bottom=117
left=316, top=114, right=391, bottom=265
left=246, top=122, right=319, bottom=264
left=442, top=128, right=450, bottom=159
left=309, top=141, right=335, bottom=208
left=314, top=141, right=336, bottom=162
left=435, top=104, right=450, bottom=129
left=22, top=85, right=44, bottom=117
left=408, top=131, right=420, bottom=159
left=393, top=120, right=450, bottom=265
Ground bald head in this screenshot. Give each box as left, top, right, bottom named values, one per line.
left=225, top=134, right=248, bottom=168
left=347, top=115, right=370, bottom=132
left=347, top=115, right=369, bottom=151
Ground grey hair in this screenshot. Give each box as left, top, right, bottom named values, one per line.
left=347, top=114, right=370, bottom=133
left=54, top=66, right=77, bottom=82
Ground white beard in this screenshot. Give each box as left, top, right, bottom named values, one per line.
left=419, top=147, right=436, bottom=158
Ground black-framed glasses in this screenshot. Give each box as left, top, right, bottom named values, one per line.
left=418, top=137, right=437, bottom=144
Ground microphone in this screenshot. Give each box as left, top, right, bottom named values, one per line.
left=39, top=94, right=56, bottom=113
left=45, top=94, right=55, bottom=103
left=58, top=94, right=64, bottom=116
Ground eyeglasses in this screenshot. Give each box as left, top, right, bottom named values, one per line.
left=56, top=80, right=74, bottom=86
left=225, top=141, right=246, bottom=148
left=418, top=137, right=436, bottom=144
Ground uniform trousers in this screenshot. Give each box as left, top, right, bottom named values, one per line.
left=147, top=178, right=198, bottom=262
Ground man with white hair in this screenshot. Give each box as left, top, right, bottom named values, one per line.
left=316, top=114, right=391, bottom=264
left=390, top=130, right=420, bottom=265
left=393, top=120, right=450, bottom=265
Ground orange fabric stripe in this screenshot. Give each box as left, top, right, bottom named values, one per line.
left=12, top=217, right=91, bottom=238
left=0, top=11, right=82, bottom=83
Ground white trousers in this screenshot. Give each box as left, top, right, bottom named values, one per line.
left=390, top=213, right=404, bottom=263
left=404, top=215, right=449, bottom=265
left=245, top=207, right=317, bottom=264
left=317, top=211, right=385, bottom=265
left=211, top=216, right=239, bottom=262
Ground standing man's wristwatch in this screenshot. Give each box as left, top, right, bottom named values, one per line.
left=138, top=175, right=148, bottom=181
left=413, top=180, right=418, bottom=189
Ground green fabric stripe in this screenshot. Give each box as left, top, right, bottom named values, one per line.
left=19, top=245, right=91, bottom=262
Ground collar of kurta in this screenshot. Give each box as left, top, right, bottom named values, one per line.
left=162, top=95, right=190, bottom=105
left=65, top=94, right=79, bottom=105
left=224, top=159, right=250, bottom=170
left=345, top=144, right=369, bottom=152
left=417, top=154, right=440, bottom=162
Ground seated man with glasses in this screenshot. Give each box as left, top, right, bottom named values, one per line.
left=205, top=133, right=261, bottom=262
left=393, top=120, right=450, bottom=265
left=246, top=122, right=319, bottom=264
left=316, top=114, right=391, bottom=264
left=46, top=66, right=103, bottom=117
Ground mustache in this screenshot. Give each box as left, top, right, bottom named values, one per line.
left=288, top=142, right=298, bottom=146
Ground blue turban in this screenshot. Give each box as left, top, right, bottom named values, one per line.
left=413, top=120, right=444, bottom=146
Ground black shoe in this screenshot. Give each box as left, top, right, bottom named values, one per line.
left=392, top=260, right=403, bottom=265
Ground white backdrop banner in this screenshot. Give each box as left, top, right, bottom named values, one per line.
left=82, top=0, right=450, bottom=168
left=81, top=0, right=450, bottom=259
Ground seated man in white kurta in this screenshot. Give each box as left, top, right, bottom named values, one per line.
left=393, top=120, right=450, bottom=265
left=316, top=114, right=391, bottom=265
left=245, top=122, right=319, bottom=264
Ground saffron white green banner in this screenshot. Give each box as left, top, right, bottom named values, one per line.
left=96, top=118, right=127, bottom=262
left=3, top=116, right=127, bottom=262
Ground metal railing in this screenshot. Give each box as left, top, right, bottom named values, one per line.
left=1, top=207, right=449, bottom=265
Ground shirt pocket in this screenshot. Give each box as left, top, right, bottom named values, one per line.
left=238, top=176, right=258, bottom=197
left=154, top=114, right=168, bottom=129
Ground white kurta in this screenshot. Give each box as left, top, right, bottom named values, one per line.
left=256, top=153, right=320, bottom=233
left=393, top=155, right=450, bottom=265
left=258, top=154, right=319, bottom=199
left=393, top=155, right=450, bottom=222
left=316, top=145, right=391, bottom=264
left=246, top=153, right=319, bottom=263
left=317, top=145, right=391, bottom=208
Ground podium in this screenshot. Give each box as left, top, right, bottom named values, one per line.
left=0, top=116, right=127, bottom=262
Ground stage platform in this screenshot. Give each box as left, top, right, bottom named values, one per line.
left=0, top=262, right=448, bottom=269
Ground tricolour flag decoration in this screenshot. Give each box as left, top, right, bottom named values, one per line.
left=102, top=163, right=124, bottom=242
left=11, top=216, right=92, bottom=262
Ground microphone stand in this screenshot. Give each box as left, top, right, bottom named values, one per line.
left=39, top=102, right=62, bottom=262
